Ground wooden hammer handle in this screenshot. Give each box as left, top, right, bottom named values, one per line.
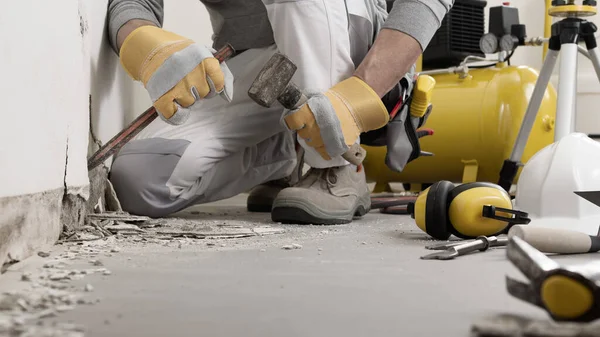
left=508, top=225, right=600, bottom=254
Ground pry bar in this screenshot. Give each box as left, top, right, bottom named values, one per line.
left=87, top=44, right=235, bottom=171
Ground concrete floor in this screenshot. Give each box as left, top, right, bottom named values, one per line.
left=3, top=194, right=597, bottom=337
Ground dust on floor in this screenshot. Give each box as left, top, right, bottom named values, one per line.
left=1, top=194, right=600, bottom=337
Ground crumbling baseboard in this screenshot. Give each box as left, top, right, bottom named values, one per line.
left=0, top=178, right=92, bottom=271
left=61, top=185, right=88, bottom=234
left=0, top=188, right=66, bottom=269
left=0, top=167, right=122, bottom=272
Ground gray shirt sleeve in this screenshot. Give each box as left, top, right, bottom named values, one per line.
left=107, top=0, right=165, bottom=53
left=383, top=0, right=454, bottom=51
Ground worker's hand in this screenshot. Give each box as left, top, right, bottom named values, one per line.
left=119, top=26, right=233, bottom=125
left=281, top=76, right=390, bottom=161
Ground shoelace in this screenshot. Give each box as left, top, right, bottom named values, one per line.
left=323, top=168, right=338, bottom=186
left=298, top=167, right=339, bottom=191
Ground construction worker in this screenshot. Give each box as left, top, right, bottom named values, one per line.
left=107, top=0, right=452, bottom=224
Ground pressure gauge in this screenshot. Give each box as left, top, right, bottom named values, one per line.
left=479, top=33, right=499, bottom=54
left=500, top=34, right=518, bottom=52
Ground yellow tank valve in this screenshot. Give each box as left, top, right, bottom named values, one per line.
left=543, top=115, right=555, bottom=131
left=410, top=75, right=436, bottom=118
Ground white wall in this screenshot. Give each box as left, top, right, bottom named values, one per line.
left=85, top=0, right=136, bottom=157
left=0, top=0, right=89, bottom=198
left=0, top=0, right=217, bottom=198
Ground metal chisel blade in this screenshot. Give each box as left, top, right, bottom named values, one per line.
left=574, top=191, right=600, bottom=208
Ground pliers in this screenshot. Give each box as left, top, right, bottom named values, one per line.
left=506, top=236, right=600, bottom=323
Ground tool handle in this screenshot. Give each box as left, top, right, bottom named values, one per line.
left=213, top=43, right=235, bottom=63
left=453, top=236, right=496, bottom=254
left=87, top=44, right=235, bottom=170
left=508, top=225, right=600, bottom=254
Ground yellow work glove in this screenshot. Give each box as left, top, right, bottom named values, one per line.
left=119, top=26, right=234, bottom=125
left=282, top=76, right=389, bottom=160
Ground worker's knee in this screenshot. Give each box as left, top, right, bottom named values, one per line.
left=109, top=138, right=194, bottom=218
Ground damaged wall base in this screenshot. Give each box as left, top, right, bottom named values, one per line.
left=0, top=187, right=87, bottom=270
left=0, top=165, right=125, bottom=271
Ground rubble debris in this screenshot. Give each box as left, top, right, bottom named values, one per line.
left=21, top=273, right=32, bottom=282
left=0, top=253, right=114, bottom=337
left=105, top=179, right=123, bottom=212
left=37, top=251, right=51, bottom=258
left=67, top=212, right=285, bottom=249
left=156, top=229, right=255, bottom=239
left=89, top=260, right=103, bottom=266
left=58, top=232, right=105, bottom=243
left=470, top=314, right=600, bottom=337
left=104, top=222, right=146, bottom=235
left=110, top=247, right=121, bottom=253
left=282, top=244, right=303, bottom=250
left=55, top=305, right=76, bottom=313
left=8, top=323, right=85, bottom=337
left=48, top=271, right=71, bottom=281
left=253, top=226, right=285, bottom=236
left=90, top=220, right=113, bottom=237
left=87, top=212, right=150, bottom=222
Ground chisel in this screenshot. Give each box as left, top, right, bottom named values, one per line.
left=87, top=44, right=236, bottom=171
left=508, top=225, right=600, bottom=254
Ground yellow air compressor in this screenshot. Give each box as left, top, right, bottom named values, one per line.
left=367, top=1, right=557, bottom=192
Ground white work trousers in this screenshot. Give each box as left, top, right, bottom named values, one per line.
left=109, top=0, right=389, bottom=217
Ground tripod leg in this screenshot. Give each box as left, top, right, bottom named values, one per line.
left=555, top=43, right=579, bottom=141
left=582, top=21, right=600, bottom=85
left=497, top=43, right=560, bottom=191
left=508, top=49, right=559, bottom=162
left=587, top=47, right=600, bottom=83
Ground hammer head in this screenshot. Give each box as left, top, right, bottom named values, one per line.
left=248, top=53, right=297, bottom=107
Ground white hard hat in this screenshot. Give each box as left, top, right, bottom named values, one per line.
left=514, top=132, right=600, bottom=236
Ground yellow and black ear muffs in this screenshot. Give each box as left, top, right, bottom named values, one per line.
left=408, top=180, right=455, bottom=240
left=407, top=181, right=531, bottom=240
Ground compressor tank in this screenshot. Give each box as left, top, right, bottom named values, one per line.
left=362, top=64, right=557, bottom=187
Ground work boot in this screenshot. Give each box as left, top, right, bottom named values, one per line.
left=271, top=164, right=371, bottom=225
left=246, top=146, right=305, bottom=212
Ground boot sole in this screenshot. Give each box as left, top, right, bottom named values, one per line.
left=247, top=196, right=274, bottom=213
left=247, top=204, right=272, bottom=213
left=271, top=195, right=371, bottom=225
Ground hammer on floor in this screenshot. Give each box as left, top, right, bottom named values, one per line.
left=247, top=53, right=366, bottom=166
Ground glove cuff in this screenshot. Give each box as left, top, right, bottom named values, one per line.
left=325, top=76, right=390, bottom=133
left=119, top=25, right=193, bottom=84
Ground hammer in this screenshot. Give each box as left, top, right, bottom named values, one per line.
left=247, top=53, right=366, bottom=166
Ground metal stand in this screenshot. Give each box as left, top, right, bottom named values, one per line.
left=497, top=1, right=600, bottom=191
